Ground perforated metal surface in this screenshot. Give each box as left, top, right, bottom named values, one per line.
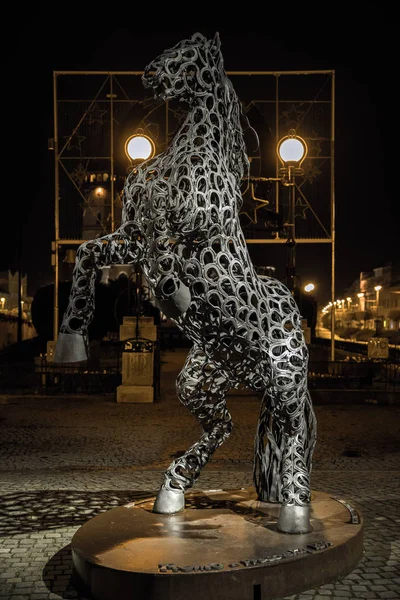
left=55, top=32, right=316, bottom=516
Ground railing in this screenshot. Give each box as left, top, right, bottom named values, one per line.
left=308, top=360, right=399, bottom=390
left=313, top=335, right=400, bottom=363
left=1, top=357, right=398, bottom=395
left=0, top=339, right=162, bottom=397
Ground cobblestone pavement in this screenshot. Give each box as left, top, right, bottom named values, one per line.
left=0, top=350, right=399, bottom=599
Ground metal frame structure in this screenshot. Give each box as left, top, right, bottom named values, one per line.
left=52, top=68, right=336, bottom=359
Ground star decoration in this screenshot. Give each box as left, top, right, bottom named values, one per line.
left=280, top=104, right=307, bottom=130
left=64, top=133, right=86, bottom=153
left=302, top=161, right=322, bottom=184
left=88, top=103, right=107, bottom=125
left=295, top=196, right=309, bottom=220
left=240, top=197, right=271, bottom=225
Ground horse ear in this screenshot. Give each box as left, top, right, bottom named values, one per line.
left=209, top=32, right=221, bottom=55
left=191, top=32, right=207, bottom=44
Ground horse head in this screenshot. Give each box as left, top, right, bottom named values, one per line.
left=142, top=32, right=223, bottom=102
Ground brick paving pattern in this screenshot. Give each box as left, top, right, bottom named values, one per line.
left=0, top=350, right=399, bottom=599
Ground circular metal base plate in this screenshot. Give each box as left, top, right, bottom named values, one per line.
left=71, top=488, right=363, bottom=600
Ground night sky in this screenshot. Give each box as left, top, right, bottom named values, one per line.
left=5, top=11, right=392, bottom=305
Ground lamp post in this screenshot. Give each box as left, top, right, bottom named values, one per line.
left=0, top=297, right=5, bottom=311
left=303, top=283, right=316, bottom=338
left=276, top=130, right=308, bottom=294
left=374, top=285, right=382, bottom=311
left=374, top=285, right=382, bottom=336
left=124, top=131, right=156, bottom=331
left=247, top=129, right=308, bottom=295
left=357, top=292, right=364, bottom=310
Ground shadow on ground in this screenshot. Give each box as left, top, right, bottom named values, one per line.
left=0, top=490, right=155, bottom=536
left=43, top=544, right=88, bottom=599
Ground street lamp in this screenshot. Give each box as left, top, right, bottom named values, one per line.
left=123, top=130, right=156, bottom=322
left=277, top=131, right=308, bottom=184
left=0, top=297, right=5, bottom=311
left=374, top=285, right=382, bottom=336
left=357, top=292, right=364, bottom=310
left=304, top=283, right=315, bottom=293
left=374, top=285, right=382, bottom=311
left=124, top=130, right=155, bottom=165
left=276, top=130, right=308, bottom=294
left=248, top=129, right=308, bottom=294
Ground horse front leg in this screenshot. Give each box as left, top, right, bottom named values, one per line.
left=54, top=222, right=142, bottom=363
left=153, top=345, right=233, bottom=514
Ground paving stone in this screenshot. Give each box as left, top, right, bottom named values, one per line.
left=0, top=585, right=14, bottom=594
left=352, top=585, right=368, bottom=591
left=370, top=585, right=391, bottom=591
left=0, top=365, right=399, bottom=600
left=335, top=585, right=351, bottom=591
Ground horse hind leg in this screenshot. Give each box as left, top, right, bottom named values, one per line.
left=255, top=354, right=317, bottom=533
left=276, top=378, right=316, bottom=534
left=153, top=346, right=233, bottom=514
left=254, top=386, right=316, bottom=506
left=254, top=395, right=285, bottom=504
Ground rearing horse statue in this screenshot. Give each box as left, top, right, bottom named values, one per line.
left=54, top=32, right=317, bottom=534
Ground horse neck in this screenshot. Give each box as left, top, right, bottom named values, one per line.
left=172, top=82, right=234, bottom=161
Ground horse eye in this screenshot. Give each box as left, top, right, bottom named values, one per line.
left=166, top=61, right=179, bottom=74
left=182, top=49, right=196, bottom=59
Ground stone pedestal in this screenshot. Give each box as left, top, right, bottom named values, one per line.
left=46, top=340, right=56, bottom=363
left=116, top=317, right=157, bottom=403
left=119, top=316, right=157, bottom=342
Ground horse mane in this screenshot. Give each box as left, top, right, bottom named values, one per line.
left=220, top=73, right=250, bottom=184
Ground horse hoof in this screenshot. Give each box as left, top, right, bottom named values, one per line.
left=53, top=332, right=88, bottom=363
left=277, top=504, right=311, bottom=534
left=152, top=487, right=185, bottom=515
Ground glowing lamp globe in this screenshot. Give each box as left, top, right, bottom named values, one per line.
left=277, top=131, right=308, bottom=166
left=125, top=133, right=155, bottom=162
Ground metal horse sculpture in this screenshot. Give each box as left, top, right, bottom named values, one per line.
left=54, top=32, right=317, bottom=534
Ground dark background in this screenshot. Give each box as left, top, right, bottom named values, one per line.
left=5, top=10, right=392, bottom=306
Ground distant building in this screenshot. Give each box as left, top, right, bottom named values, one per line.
left=255, top=265, right=276, bottom=278
left=342, top=264, right=400, bottom=334
left=0, top=270, right=32, bottom=319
